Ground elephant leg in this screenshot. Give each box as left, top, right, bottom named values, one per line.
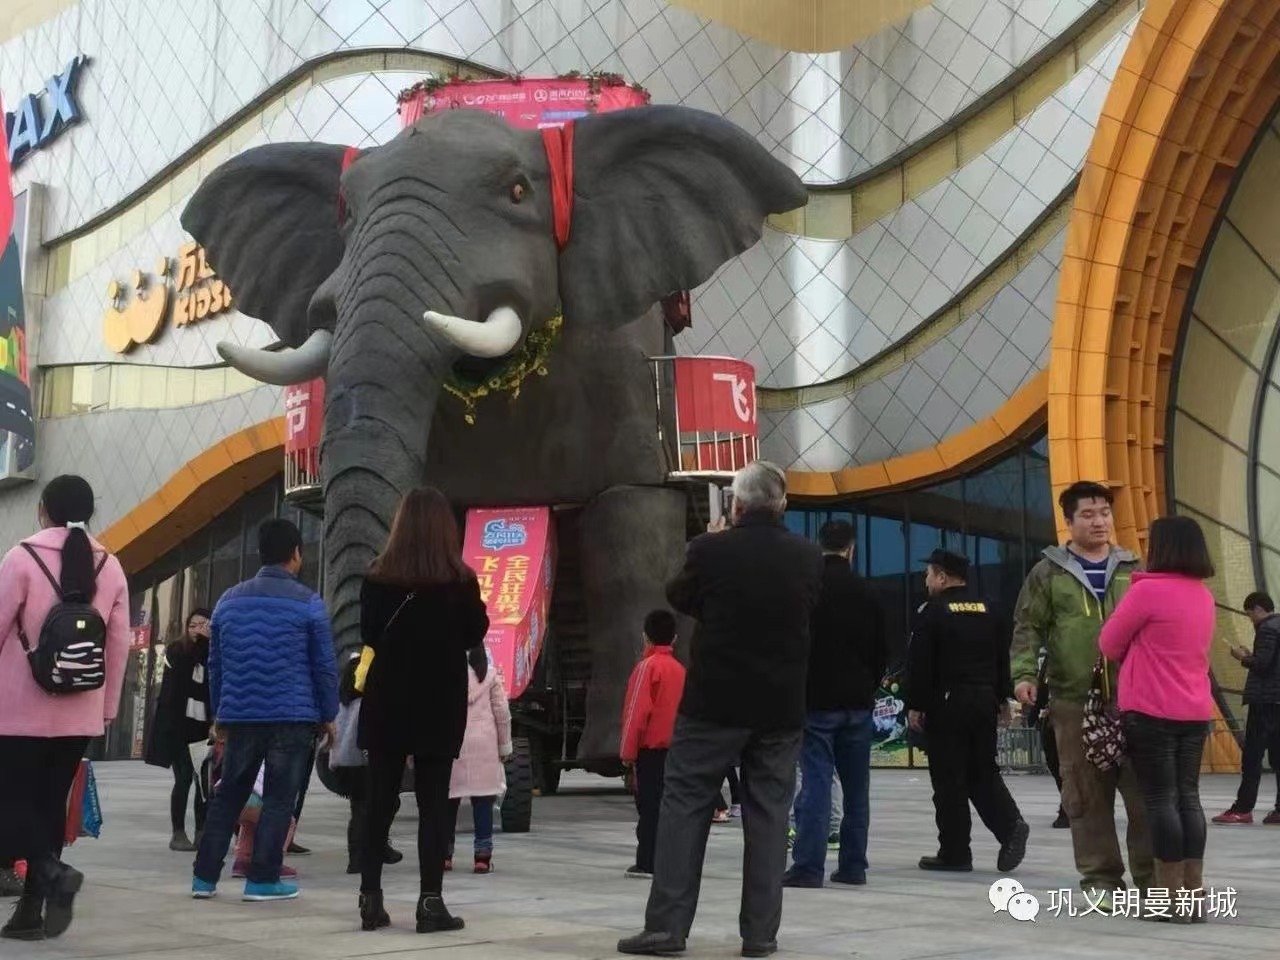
left=576, top=484, right=689, bottom=761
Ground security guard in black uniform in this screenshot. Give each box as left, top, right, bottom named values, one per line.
left=906, top=549, right=1029, bottom=873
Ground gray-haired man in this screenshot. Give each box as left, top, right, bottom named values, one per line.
left=619, top=462, right=824, bottom=959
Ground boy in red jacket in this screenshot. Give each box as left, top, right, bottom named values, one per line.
left=620, top=610, right=686, bottom=879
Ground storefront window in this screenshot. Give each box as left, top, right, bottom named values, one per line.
left=100, top=477, right=322, bottom=759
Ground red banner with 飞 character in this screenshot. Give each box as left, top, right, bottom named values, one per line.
left=463, top=507, right=557, bottom=700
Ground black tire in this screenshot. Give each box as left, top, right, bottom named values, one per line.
left=500, top=737, right=534, bottom=833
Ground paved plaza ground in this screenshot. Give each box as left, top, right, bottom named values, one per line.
left=4, top=763, right=1278, bottom=960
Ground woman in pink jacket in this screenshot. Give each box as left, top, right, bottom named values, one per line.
left=1099, top=515, right=1216, bottom=919
left=447, top=647, right=512, bottom=874
left=0, top=476, right=129, bottom=941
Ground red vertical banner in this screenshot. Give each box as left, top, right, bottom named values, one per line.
left=284, top=378, right=325, bottom=463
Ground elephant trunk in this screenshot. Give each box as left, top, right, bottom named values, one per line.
left=320, top=316, right=458, bottom=652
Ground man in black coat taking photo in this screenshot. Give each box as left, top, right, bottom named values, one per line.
left=618, top=461, right=823, bottom=959
left=783, top=520, right=887, bottom=889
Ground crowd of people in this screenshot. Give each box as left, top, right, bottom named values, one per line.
left=0, top=468, right=1277, bottom=951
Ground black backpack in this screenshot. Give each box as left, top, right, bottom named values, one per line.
left=17, top=543, right=110, bottom=694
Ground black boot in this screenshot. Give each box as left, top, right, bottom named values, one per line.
left=358, top=891, right=391, bottom=931
left=416, top=894, right=464, bottom=933
left=37, top=860, right=83, bottom=939
left=0, top=896, right=44, bottom=941
left=383, top=843, right=404, bottom=865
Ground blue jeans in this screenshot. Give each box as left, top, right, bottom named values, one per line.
left=448, top=796, right=496, bottom=856
left=791, top=709, right=872, bottom=881
left=193, top=723, right=315, bottom=885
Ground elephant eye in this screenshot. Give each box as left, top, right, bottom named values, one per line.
left=510, top=181, right=526, bottom=204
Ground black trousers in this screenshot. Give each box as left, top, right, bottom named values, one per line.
left=924, top=691, right=1022, bottom=863
left=1123, top=712, right=1208, bottom=861
left=293, top=740, right=318, bottom=820
left=362, top=751, right=452, bottom=895
left=171, top=745, right=208, bottom=835
left=1233, top=702, right=1280, bottom=814
left=634, top=748, right=668, bottom=873
left=1040, top=716, right=1062, bottom=790
left=644, top=716, right=800, bottom=945
left=0, top=736, right=89, bottom=895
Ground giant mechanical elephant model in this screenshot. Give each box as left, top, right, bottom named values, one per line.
left=182, top=105, right=806, bottom=762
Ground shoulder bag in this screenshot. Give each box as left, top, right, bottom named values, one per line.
left=331, top=589, right=416, bottom=768
left=1082, top=654, right=1126, bottom=771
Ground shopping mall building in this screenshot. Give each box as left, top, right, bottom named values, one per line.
left=1, top=0, right=1275, bottom=763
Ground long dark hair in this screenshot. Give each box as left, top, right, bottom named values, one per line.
left=1146, top=515, right=1215, bottom=579
left=169, top=608, right=212, bottom=656
left=42, top=475, right=98, bottom=601
left=368, top=487, right=473, bottom=586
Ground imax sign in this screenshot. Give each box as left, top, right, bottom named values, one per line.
left=5, top=55, right=89, bottom=169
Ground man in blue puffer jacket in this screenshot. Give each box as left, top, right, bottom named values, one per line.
left=191, top=518, right=338, bottom=903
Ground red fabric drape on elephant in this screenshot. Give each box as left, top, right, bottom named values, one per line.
left=540, top=125, right=575, bottom=250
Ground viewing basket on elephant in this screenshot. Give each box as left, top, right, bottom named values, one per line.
left=650, top=356, right=759, bottom=480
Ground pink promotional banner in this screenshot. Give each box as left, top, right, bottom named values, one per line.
left=462, top=507, right=557, bottom=700
left=398, top=75, right=649, bottom=130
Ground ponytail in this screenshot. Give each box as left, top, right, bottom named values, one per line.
left=40, top=475, right=99, bottom=602
left=468, top=645, right=488, bottom=683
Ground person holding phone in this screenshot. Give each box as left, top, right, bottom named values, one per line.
left=1212, top=592, right=1280, bottom=825
left=145, top=608, right=214, bottom=851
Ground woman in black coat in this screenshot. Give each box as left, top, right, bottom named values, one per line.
left=356, top=487, right=488, bottom=934
left=145, top=609, right=212, bottom=851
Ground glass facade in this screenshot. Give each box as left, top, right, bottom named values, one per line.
left=38, top=362, right=261, bottom=418
left=783, top=432, right=1054, bottom=672
left=95, top=478, right=322, bottom=761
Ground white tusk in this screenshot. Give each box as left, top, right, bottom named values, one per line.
left=422, top=306, right=522, bottom=358
left=216, top=329, right=332, bottom=385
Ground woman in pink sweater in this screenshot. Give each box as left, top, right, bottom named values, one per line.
left=0, top=477, right=130, bottom=941
left=1099, top=515, right=1215, bottom=918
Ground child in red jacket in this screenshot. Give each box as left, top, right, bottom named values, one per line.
left=620, top=610, right=686, bottom=879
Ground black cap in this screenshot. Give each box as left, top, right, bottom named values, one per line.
left=921, top=548, right=969, bottom=580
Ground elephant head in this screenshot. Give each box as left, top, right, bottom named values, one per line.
left=181, top=105, right=806, bottom=650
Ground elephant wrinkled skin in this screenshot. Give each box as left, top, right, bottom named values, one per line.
left=181, top=105, right=806, bottom=758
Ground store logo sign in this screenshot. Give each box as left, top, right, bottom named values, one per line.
left=5, top=55, right=89, bottom=169
left=102, top=242, right=234, bottom=353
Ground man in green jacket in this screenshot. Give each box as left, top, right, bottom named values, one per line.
left=1011, top=481, right=1150, bottom=907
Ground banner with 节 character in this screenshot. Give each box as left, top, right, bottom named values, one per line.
left=462, top=507, right=557, bottom=700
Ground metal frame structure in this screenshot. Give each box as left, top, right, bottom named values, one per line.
left=648, top=355, right=759, bottom=482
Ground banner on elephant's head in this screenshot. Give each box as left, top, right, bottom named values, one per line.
left=463, top=507, right=557, bottom=700
left=399, top=75, right=650, bottom=130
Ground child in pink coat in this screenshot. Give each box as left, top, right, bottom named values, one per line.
left=1098, top=515, right=1216, bottom=917
left=0, top=477, right=130, bottom=941
left=447, top=647, right=512, bottom=874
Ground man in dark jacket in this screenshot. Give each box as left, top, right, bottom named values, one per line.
left=191, top=519, right=338, bottom=902
left=907, top=549, right=1028, bottom=873
left=619, top=461, right=823, bottom=959
left=1213, top=592, right=1280, bottom=825
left=783, top=519, right=886, bottom=889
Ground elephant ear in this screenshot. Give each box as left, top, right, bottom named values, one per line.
left=180, top=142, right=350, bottom=348
left=559, top=105, right=807, bottom=327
